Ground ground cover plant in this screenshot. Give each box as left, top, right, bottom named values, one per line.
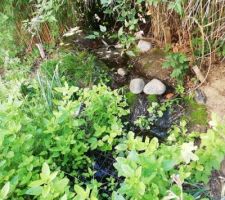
left=0, top=0, right=225, bottom=200
left=1, top=69, right=225, bottom=199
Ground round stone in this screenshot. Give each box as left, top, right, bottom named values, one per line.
left=129, top=78, right=145, bottom=94
left=143, top=79, right=166, bottom=95
left=117, top=68, right=127, bottom=76
left=137, top=40, right=152, bottom=53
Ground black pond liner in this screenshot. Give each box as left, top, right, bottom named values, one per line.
left=129, top=94, right=185, bottom=140
left=63, top=150, right=122, bottom=198
left=88, top=150, right=124, bottom=197
left=70, top=97, right=185, bottom=198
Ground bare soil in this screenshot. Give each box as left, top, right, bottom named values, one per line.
left=201, top=63, right=225, bottom=119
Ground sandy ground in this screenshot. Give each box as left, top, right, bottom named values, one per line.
left=202, top=63, right=225, bottom=119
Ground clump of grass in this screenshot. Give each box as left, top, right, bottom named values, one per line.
left=147, top=95, right=158, bottom=104
left=41, top=51, right=108, bottom=87
left=125, top=92, right=138, bottom=106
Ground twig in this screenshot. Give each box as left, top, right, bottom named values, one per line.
left=188, top=36, right=212, bottom=93
left=35, top=43, right=46, bottom=59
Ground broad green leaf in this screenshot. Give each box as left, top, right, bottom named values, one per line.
left=42, top=162, right=50, bottom=177
left=1, top=182, right=10, bottom=199
left=118, top=27, right=123, bottom=37
left=74, top=185, right=87, bottom=198
left=26, top=186, right=42, bottom=196
left=112, top=192, right=126, bottom=200
left=128, top=150, right=139, bottom=162
left=181, top=142, right=198, bottom=164
left=116, top=144, right=127, bottom=151
left=60, top=194, right=67, bottom=200
left=49, top=171, right=58, bottom=181
left=138, top=181, right=146, bottom=195
left=126, top=50, right=135, bottom=57
left=42, top=185, right=50, bottom=198
left=29, top=180, right=45, bottom=187
left=54, top=178, right=69, bottom=194
left=121, top=164, right=134, bottom=177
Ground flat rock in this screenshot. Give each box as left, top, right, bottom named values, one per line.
left=137, top=40, right=152, bottom=53
left=133, top=48, right=174, bottom=85
left=201, top=63, right=225, bottom=119
left=129, top=78, right=145, bottom=94
left=143, top=79, right=166, bottom=95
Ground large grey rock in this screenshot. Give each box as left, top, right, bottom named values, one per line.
left=143, top=79, right=166, bottom=95
left=132, top=48, right=175, bottom=86
left=137, top=40, right=152, bottom=53
left=129, top=78, right=145, bottom=94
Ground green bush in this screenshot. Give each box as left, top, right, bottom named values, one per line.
left=0, top=78, right=128, bottom=199
left=114, top=132, right=196, bottom=199
left=113, top=116, right=225, bottom=199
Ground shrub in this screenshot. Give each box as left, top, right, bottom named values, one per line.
left=0, top=78, right=128, bottom=199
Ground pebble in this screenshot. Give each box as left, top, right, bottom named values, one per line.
left=137, top=40, right=152, bottom=53
left=194, top=88, right=207, bottom=104
left=143, top=79, right=166, bottom=95
left=129, top=78, right=145, bottom=94
left=117, top=68, right=127, bottom=76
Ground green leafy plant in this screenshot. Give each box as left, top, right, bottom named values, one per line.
left=134, top=116, right=150, bottom=130
left=26, top=163, right=70, bottom=199
left=80, top=84, right=129, bottom=150
left=0, top=76, right=129, bottom=198
left=23, top=0, right=65, bottom=36
left=175, top=84, right=185, bottom=96
left=74, top=184, right=98, bottom=200
left=163, top=52, right=189, bottom=81
left=187, top=114, right=225, bottom=183
left=115, top=116, right=225, bottom=199
left=134, top=101, right=174, bottom=130
left=114, top=132, right=197, bottom=200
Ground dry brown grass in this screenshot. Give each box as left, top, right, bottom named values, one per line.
left=147, top=0, right=225, bottom=65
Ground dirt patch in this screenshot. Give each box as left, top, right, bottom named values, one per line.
left=201, top=63, right=225, bottom=119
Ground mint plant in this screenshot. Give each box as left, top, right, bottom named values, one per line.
left=80, top=84, right=129, bottom=150
left=187, top=114, right=225, bottom=183
left=0, top=182, right=10, bottom=200
left=114, top=132, right=197, bottom=199
left=26, top=163, right=70, bottom=199
left=0, top=78, right=129, bottom=198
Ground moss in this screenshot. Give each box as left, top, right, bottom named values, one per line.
left=147, top=95, right=158, bottom=104
left=185, top=97, right=208, bottom=125
left=125, top=92, right=138, bottom=106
